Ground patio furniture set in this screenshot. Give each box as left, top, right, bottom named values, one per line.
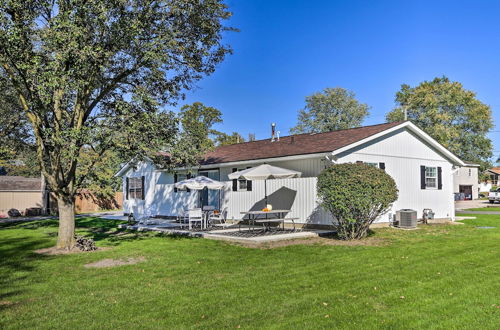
left=177, top=206, right=229, bottom=230
left=169, top=164, right=302, bottom=233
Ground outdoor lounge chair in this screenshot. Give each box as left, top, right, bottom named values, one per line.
left=188, top=208, right=204, bottom=230
left=208, top=207, right=227, bottom=227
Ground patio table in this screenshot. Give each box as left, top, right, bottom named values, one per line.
left=240, top=210, right=290, bottom=231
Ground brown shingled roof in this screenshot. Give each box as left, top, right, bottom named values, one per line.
left=200, top=121, right=405, bottom=165
left=0, top=176, right=42, bottom=191
left=489, top=167, right=500, bottom=174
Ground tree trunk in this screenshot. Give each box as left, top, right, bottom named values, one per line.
left=41, top=174, right=48, bottom=215
left=56, top=196, right=76, bottom=250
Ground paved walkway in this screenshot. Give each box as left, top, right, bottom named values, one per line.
left=455, top=200, right=500, bottom=215
left=455, top=200, right=493, bottom=210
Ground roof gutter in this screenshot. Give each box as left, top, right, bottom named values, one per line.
left=158, top=152, right=332, bottom=172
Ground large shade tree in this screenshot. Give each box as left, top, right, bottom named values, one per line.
left=0, top=72, right=39, bottom=176
left=290, top=87, right=370, bottom=134
left=0, top=0, right=233, bottom=249
left=386, top=77, right=493, bottom=169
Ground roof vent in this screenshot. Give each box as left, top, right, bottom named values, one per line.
left=271, top=123, right=276, bottom=142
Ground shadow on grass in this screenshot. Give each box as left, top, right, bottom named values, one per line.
left=0, top=235, right=53, bottom=311
left=0, top=219, right=59, bottom=230
left=1, top=216, right=194, bottom=247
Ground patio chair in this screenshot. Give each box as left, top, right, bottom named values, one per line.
left=177, top=209, right=189, bottom=226
left=208, top=207, right=228, bottom=227
left=188, top=208, right=204, bottom=230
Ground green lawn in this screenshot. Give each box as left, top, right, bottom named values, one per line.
left=1, top=215, right=499, bottom=329
left=465, top=207, right=500, bottom=212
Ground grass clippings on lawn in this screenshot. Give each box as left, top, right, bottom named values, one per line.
left=84, top=256, right=146, bottom=268
left=34, top=246, right=110, bottom=255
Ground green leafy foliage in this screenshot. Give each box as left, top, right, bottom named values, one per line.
left=386, top=77, right=493, bottom=170
left=214, top=131, right=245, bottom=146
left=0, top=0, right=233, bottom=248
left=317, top=163, right=398, bottom=240
left=290, top=87, right=370, bottom=134
left=159, top=102, right=223, bottom=170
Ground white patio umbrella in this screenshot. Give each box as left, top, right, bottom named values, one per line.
left=174, top=175, right=225, bottom=190
left=174, top=175, right=225, bottom=210
left=228, top=164, right=301, bottom=205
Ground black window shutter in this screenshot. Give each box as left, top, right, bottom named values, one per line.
left=186, top=173, right=191, bottom=193
left=437, top=167, right=442, bottom=190
left=141, top=176, right=145, bottom=200
left=232, top=168, right=238, bottom=192
left=174, top=173, right=178, bottom=193
left=246, top=167, right=252, bottom=191
left=126, top=177, right=129, bottom=200
left=420, top=166, right=426, bottom=190
left=379, top=162, right=385, bottom=171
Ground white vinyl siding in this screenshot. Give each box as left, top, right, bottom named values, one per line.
left=122, top=126, right=457, bottom=223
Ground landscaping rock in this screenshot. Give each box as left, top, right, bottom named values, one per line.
left=75, top=236, right=97, bottom=251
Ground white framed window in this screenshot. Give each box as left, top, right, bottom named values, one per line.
left=127, top=177, right=144, bottom=199
left=425, top=167, right=437, bottom=189
left=231, top=168, right=252, bottom=192
left=237, top=168, right=247, bottom=191
left=356, top=161, right=385, bottom=170
left=365, top=162, right=379, bottom=168
left=174, top=173, right=189, bottom=192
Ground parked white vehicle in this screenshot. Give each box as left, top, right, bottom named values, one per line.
left=489, top=188, right=500, bottom=203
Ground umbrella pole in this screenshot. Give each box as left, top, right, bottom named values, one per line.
left=219, top=189, right=222, bottom=211
left=264, top=179, right=268, bottom=206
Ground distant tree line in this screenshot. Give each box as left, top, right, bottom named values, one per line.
left=290, top=77, right=494, bottom=170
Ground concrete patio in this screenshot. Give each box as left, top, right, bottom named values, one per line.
left=117, top=221, right=335, bottom=244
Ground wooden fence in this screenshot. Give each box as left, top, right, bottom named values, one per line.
left=74, top=191, right=123, bottom=213
left=48, top=190, right=123, bottom=214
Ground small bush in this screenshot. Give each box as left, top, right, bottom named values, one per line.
left=490, top=186, right=498, bottom=192
left=317, top=163, right=398, bottom=240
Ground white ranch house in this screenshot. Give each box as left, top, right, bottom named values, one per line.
left=116, top=121, right=466, bottom=227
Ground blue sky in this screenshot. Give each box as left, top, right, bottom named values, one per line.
left=180, top=0, right=500, bottom=162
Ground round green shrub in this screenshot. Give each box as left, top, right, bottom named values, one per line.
left=317, top=163, right=398, bottom=240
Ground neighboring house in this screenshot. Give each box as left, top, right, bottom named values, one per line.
left=453, top=163, right=480, bottom=200
left=479, top=167, right=500, bottom=192
left=0, top=176, right=48, bottom=215
left=116, top=121, right=465, bottom=226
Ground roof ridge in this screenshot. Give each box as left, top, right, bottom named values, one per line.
left=214, top=121, right=406, bottom=148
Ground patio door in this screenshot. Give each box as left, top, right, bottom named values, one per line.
left=198, top=169, right=221, bottom=209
